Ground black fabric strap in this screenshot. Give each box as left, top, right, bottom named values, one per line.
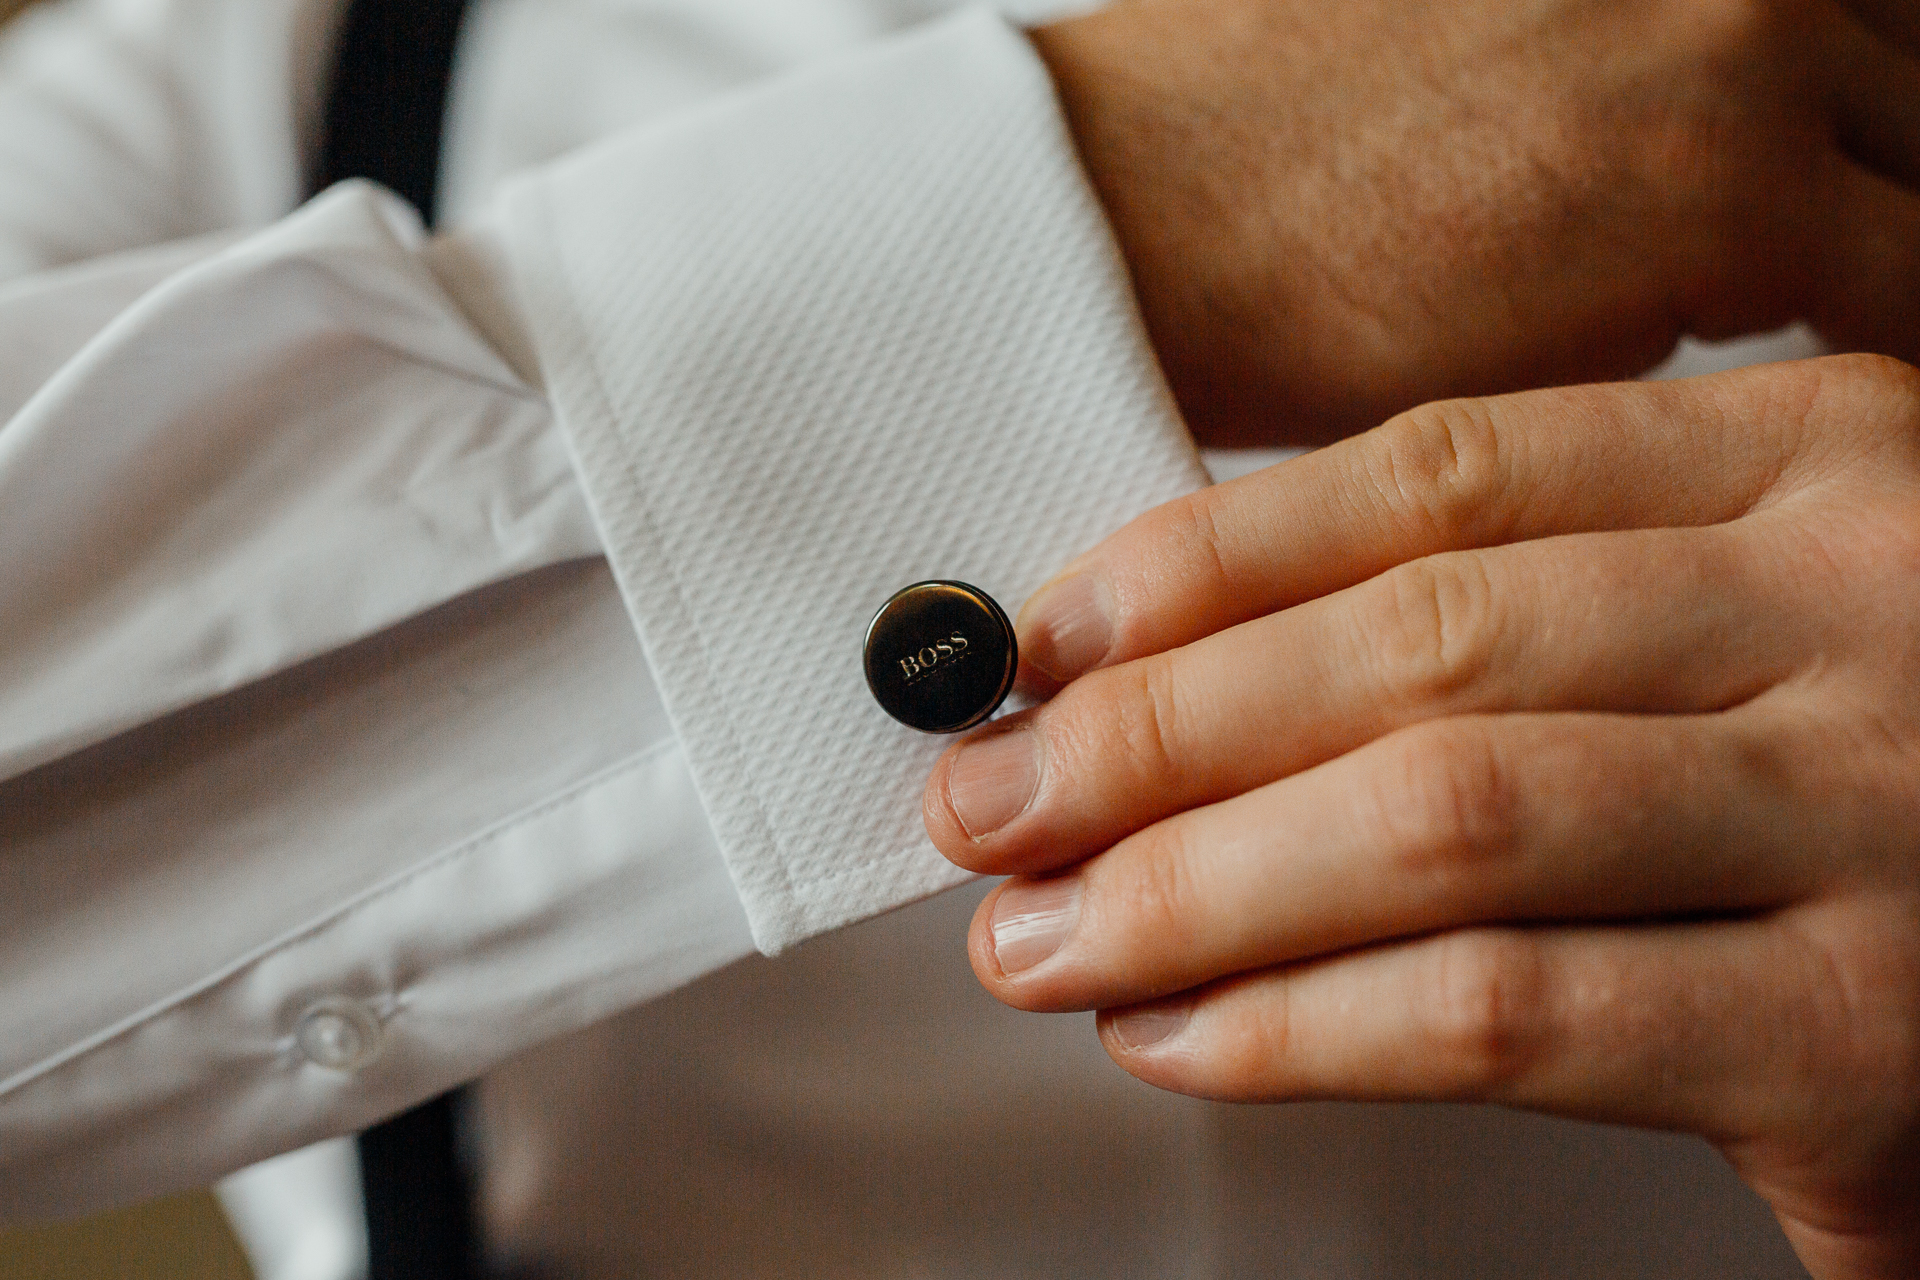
left=314, top=0, right=478, bottom=1276
left=357, top=1091, right=480, bottom=1280
left=315, top=0, right=471, bottom=226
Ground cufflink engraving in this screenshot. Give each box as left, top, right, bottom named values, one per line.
left=864, top=581, right=1016, bottom=733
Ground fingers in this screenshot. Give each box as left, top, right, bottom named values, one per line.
left=1014, top=368, right=1828, bottom=692
left=932, top=521, right=1812, bottom=876
left=1091, top=917, right=1827, bottom=1142
left=966, top=707, right=1822, bottom=1012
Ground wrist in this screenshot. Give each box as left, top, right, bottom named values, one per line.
left=1030, top=9, right=1208, bottom=429
left=1031, top=1, right=1318, bottom=447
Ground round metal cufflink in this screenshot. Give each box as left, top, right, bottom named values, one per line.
left=864, top=581, right=1017, bottom=734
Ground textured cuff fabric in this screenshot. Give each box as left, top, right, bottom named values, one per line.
left=504, top=7, right=1205, bottom=952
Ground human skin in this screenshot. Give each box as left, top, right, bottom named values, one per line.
left=1034, top=0, right=1920, bottom=446
left=923, top=355, right=1920, bottom=1279
left=923, top=2, right=1920, bottom=1269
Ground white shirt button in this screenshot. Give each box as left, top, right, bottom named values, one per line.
left=293, top=998, right=384, bottom=1072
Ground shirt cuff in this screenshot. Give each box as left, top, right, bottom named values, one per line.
left=501, top=6, right=1206, bottom=953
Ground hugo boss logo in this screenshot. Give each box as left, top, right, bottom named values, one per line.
left=897, top=631, right=971, bottom=684
left=865, top=581, right=1016, bottom=733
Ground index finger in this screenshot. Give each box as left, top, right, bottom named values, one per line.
left=1015, top=360, right=1846, bottom=691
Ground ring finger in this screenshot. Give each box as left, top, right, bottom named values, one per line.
left=1094, top=915, right=1820, bottom=1144
left=971, top=701, right=1825, bottom=1013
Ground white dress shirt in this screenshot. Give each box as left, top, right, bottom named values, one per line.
left=0, top=0, right=1827, bottom=1272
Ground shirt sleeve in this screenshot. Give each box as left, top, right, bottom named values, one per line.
left=0, top=6, right=1204, bottom=1215
left=502, top=6, right=1206, bottom=953
left=0, top=183, right=765, bottom=1219
left=0, top=0, right=340, bottom=277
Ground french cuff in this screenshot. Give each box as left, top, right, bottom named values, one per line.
left=501, top=6, right=1206, bottom=953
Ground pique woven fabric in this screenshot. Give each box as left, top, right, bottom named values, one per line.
left=504, top=7, right=1205, bottom=952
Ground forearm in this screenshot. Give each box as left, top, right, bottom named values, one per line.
left=1030, top=0, right=1920, bottom=446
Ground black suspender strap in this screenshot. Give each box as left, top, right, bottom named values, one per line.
left=356, top=1091, right=480, bottom=1280
left=313, top=0, right=478, bottom=1277
left=315, top=0, right=471, bottom=226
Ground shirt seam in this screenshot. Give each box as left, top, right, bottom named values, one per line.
left=537, top=188, right=802, bottom=938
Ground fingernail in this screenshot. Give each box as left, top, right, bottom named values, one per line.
left=1021, top=574, right=1113, bottom=683
left=946, top=728, right=1040, bottom=839
left=989, top=874, right=1082, bottom=974
left=1110, top=1001, right=1192, bottom=1051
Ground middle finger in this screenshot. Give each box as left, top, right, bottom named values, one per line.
left=928, top=521, right=1808, bottom=877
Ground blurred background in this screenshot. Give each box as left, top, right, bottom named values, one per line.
left=0, top=1191, right=252, bottom=1280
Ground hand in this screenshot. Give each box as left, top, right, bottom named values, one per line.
left=1036, top=0, right=1920, bottom=445
left=923, top=355, right=1920, bottom=1279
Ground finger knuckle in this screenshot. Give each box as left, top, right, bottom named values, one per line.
left=1779, top=355, right=1920, bottom=485
left=1365, top=555, right=1500, bottom=706
left=1058, top=657, right=1189, bottom=797
left=1104, top=819, right=1207, bottom=957
left=1794, top=914, right=1920, bottom=1114
left=1213, top=982, right=1299, bottom=1100
left=1143, top=491, right=1235, bottom=606
left=1376, top=723, right=1521, bottom=885
left=1420, top=930, right=1550, bottom=1094
left=1369, top=397, right=1507, bottom=546
left=1819, top=353, right=1920, bottom=425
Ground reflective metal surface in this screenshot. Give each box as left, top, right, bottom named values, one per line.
left=863, top=581, right=1016, bottom=733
